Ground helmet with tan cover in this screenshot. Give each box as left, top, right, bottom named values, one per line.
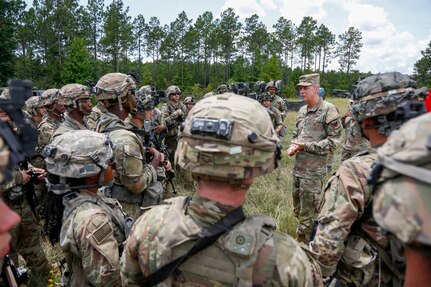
left=44, top=130, right=113, bottom=179
left=175, top=93, right=280, bottom=181
left=57, top=83, right=91, bottom=107
left=372, top=112, right=431, bottom=246
left=40, top=89, right=59, bottom=106
left=95, top=73, right=136, bottom=101
left=166, top=85, right=181, bottom=97
left=25, top=96, right=43, bottom=110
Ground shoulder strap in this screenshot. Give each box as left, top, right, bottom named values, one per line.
left=142, top=206, right=246, bottom=287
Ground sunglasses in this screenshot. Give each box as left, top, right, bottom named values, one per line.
left=170, top=93, right=181, bottom=96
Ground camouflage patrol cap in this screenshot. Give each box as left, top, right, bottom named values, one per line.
left=44, top=130, right=113, bottom=179
left=297, top=73, right=320, bottom=87
left=373, top=112, right=431, bottom=246
left=166, top=85, right=181, bottom=96
left=137, top=85, right=152, bottom=98
left=183, top=96, right=195, bottom=105
left=217, top=84, right=229, bottom=93
left=95, top=73, right=136, bottom=100
left=350, top=72, right=417, bottom=122
left=175, top=93, right=279, bottom=181
left=25, top=96, right=43, bottom=110
left=57, top=83, right=91, bottom=107
left=40, top=89, right=60, bottom=106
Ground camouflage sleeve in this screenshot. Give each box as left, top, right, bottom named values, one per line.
left=304, top=105, right=342, bottom=155
left=309, top=159, right=368, bottom=276
left=161, top=105, right=181, bottom=128
left=111, top=131, right=157, bottom=193
left=291, top=110, right=302, bottom=140
left=38, top=123, right=56, bottom=147
left=76, top=212, right=121, bottom=287
left=274, top=108, right=283, bottom=127
left=272, top=232, right=316, bottom=286
left=121, top=205, right=169, bottom=286
left=0, top=170, right=24, bottom=190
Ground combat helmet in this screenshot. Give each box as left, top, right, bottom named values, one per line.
left=136, top=95, right=154, bottom=113
left=58, top=84, right=91, bottom=106
left=372, top=112, right=431, bottom=246
left=350, top=72, right=419, bottom=135
left=258, top=92, right=273, bottom=103
left=137, top=85, right=153, bottom=98
left=217, top=84, right=229, bottom=94
left=43, top=130, right=113, bottom=194
left=183, top=96, right=195, bottom=105
left=166, top=85, right=181, bottom=96
left=95, top=73, right=136, bottom=101
left=25, top=96, right=43, bottom=110
left=40, top=89, right=60, bottom=106
left=175, top=93, right=280, bottom=183
left=265, top=81, right=278, bottom=91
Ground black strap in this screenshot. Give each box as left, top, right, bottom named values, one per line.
left=142, top=206, right=246, bottom=286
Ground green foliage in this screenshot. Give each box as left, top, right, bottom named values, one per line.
left=261, top=55, right=283, bottom=82
left=191, top=83, right=202, bottom=97
left=413, top=41, right=431, bottom=87
left=61, top=38, right=93, bottom=84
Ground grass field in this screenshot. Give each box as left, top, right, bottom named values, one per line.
left=36, top=96, right=350, bottom=285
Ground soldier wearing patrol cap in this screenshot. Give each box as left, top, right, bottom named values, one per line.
left=121, top=93, right=322, bottom=287
left=53, top=83, right=93, bottom=138
left=309, top=72, right=425, bottom=287
left=93, top=73, right=162, bottom=220
left=287, top=73, right=342, bottom=243
left=160, top=85, right=188, bottom=163
left=372, top=112, right=431, bottom=287
left=43, top=130, right=129, bottom=286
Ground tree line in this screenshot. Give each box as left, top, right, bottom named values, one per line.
left=1, top=0, right=429, bottom=97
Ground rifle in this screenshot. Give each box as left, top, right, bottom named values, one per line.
left=139, top=120, right=177, bottom=195
left=18, top=160, right=41, bottom=220
left=0, top=80, right=38, bottom=182
left=1, top=255, right=28, bottom=287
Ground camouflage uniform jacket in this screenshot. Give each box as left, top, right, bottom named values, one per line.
left=266, top=106, right=283, bottom=130
left=37, top=113, right=61, bottom=150
left=272, top=95, right=288, bottom=119
left=342, top=112, right=370, bottom=153
left=85, top=102, right=106, bottom=130
left=53, top=112, right=89, bottom=139
left=60, top=190, right=126, bottom=287
left=94, top=111, right=157, bottom=197
left=309, top=150, right=393, bottom=286
left=160, top=101, right=188, bottom=138
left=121, top=195, right=316, bottom=287
left=292, top=98, right=342, bottom=178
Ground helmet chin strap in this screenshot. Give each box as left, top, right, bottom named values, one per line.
left=77, top=101, right=91, bottom=116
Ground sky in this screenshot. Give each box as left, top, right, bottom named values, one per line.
left=25, top=0, right=431, bottom=74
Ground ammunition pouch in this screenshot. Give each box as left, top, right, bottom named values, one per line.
left=110, top=184, right=143, bottom=204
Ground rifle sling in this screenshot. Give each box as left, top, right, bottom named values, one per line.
left=142, top=206, right=246, bottom=286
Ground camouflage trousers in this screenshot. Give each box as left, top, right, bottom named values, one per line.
left=5, top=196, right=49, bottom=286
left=292, top=176, right=323, bottom=243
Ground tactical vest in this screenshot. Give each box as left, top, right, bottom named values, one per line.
left=149, top=197, right=278, bottom=286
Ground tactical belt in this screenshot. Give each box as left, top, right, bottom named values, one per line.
left=110, top=184, right=143, bottom=204
left=141, top=206, right=246, bottom=286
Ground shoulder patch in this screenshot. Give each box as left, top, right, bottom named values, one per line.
left=92, top=221, right=113, bottom=245
left=330, top=119, right=341, bottom=130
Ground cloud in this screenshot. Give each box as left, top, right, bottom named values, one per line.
left=221, top=0, right=267, bottom=18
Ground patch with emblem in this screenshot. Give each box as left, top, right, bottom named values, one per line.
left=225, top=231, right=255, bottom=256
left=330, top=120, right=341, bottom=129
left=92, top=221, right=113, bottom=245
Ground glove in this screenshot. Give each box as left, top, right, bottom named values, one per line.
left=173, top=109, right=184, bottom=118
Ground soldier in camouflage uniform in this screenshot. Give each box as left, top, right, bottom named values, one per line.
left=309, top=72, right=422, bottom=287
left=136, top=85, right=166, bottom=141
left=120, top=93, right=322, bottom=287
left=287, top=73, right=342, bottom=243
left=340, top=108, right=370, bottom=162
left=85, top=101, right=106, bottom=130
left=53, top=83, right=92, bottom=138
left=125, top=95, right=171, bottom=207
left=266, top=81, right=288, bottom=120
left=217, top=84, right=230, bottom=94
left=183, top=95, right=196, bottom=112
left=38, top=88, right=64, bottom=149
left=372, top=112, right=431, bottom=287
left=160, top=85, right=188, bottom=163
left=0, top=103, right=49, bottom=286
left=93, top=73, right=162, bottom=220
left=25, top=95, right=46, bottom=126
left=43, top=130, right=128, bottom=286
left=258, top=93, right=283, bottom=136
